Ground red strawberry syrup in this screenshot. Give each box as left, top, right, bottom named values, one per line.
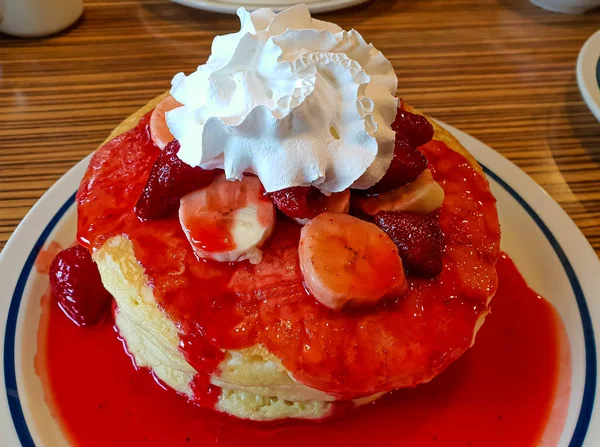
left=37, top=253, right=570, bottom=446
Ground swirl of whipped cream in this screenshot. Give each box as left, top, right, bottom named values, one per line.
left=166, top=5, right=398, bottom=194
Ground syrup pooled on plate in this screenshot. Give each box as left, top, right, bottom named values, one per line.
left=37, top=253, right=570, bottom=446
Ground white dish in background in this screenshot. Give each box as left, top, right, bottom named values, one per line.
left=577, top=29, right=600, bottom=122
left=169, top=0, right=370, bottom=14
left=530, top=0, right=600, bottom=13
left=1, top=122, right=599, bottom=446
left=0, top=0, right=83, bottom=37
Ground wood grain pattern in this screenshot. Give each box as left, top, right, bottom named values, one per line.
left=0, top=0, right=599, bottom=255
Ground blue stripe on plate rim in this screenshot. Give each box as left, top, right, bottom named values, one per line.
left=596, top=54, right=600, bottom=91
left=2, top=164, right=597, bottom=447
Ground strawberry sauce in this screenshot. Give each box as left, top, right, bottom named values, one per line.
left=38, top=253, right=570, bottom=446
left=75, top=111, right=501, bottom=399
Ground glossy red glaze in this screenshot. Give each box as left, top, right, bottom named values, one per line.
left=182, top=207, right=235, bottom=253
left=38, top=253, right=570, bottom=446
left=76, top=110, right=501, bottom=399
left=49, top=245, right=112, bottom=326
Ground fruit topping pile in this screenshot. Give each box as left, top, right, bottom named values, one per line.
left=52, top=103, right=452, bottom=324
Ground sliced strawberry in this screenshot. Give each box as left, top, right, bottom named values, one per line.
left=267, top=187, right=313, bottom=219
left=393, top=109, right=434, bottom=148
left=267, top=187, right=350, bottom=221
left=363, top=134, right=428, bottom=195
left=49, top=245, right=112, bottom=326
left=135, top=140, right=221, bottom=220
left=373, top=211, right=444, bottom=277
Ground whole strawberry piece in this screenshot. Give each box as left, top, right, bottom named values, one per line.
left=373, top=211, right=444, bottom=277
left=267, top=186, right=328, bottom=220
left=49, top=245, right=112, bottom=326
left=135, top=140, right=221, bottom=220
left=363, top=134, right=428, bottom=195
left=267, top=186, right=313, bottom=219
left=392, top=109, right=434, bottom=148
left=267, top=187, right=351, bottom=222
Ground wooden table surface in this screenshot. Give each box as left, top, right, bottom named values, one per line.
left=0, top=0, right=599, bottom=255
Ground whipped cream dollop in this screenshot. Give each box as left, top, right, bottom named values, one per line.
left=166, top=5, right=398, bottom=194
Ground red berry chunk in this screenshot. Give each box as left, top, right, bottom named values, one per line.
left=364, top=134, right=428, bottom=195
left=49, top=245, right=112, bottom=326
left=135, top=140, right=221, bottom=220
left=373, top=211, right=444, bottom=277
left=393, top=109, right=435, bottom=148
left=267, top=186, right=327, bottom=220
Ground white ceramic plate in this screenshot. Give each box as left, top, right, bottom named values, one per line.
left=1, top=123, right=599, bottom=446
left=577, top=29, right=600, bottom=122
left=169, top=0, right=370, bottom=14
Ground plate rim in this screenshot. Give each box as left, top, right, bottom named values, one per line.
left=1, top=124, right=599, bottom=446
left=169, top=0, right=371, bottom=14
left=577, top=29, right=600, bottom=122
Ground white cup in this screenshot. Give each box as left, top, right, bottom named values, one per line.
left=0, top=0, right=83, bottom=37
left=529, top=0, right=600, bottom=13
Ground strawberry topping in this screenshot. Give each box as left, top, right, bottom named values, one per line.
left=392, top=109, right=435, bottom=148
left=373, top=211, right=444, bottom=277
left=49, top=245, right=112, bottom=326
left=361, top=109, right=434, bottom=195
left=135, top=140, right=221, bottom=220
left=364, top=134, right=429, bottom=195
left=268, top=186, right=331, bottom=220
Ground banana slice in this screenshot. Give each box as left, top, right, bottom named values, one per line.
left=179, top=174, right=276, bottom=264
left=150, top=95, right=181, bottom=149
left=299, top=212, right=407, bottom=311
left=352, top=169, right=444, bottom=216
